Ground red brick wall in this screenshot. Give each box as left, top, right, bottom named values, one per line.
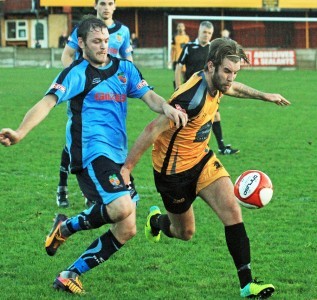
left=4, top=0, right=32, bottom=12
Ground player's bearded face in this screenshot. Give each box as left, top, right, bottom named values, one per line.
left=83, top=28, right=109, bottom=66
left=212, top=59, right=239, bottom=93
left=212, top=68, right=229, bottom=93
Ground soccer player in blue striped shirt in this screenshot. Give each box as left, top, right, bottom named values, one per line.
left=0, top=16, right=187, bottom=294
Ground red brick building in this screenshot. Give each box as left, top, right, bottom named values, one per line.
left=1, top=0, right=317, bottom=49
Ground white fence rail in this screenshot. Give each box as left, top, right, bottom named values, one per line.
left=0, top=47, right=316, bottom=70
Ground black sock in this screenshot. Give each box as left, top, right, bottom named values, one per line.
left=225, top=223, right=252, bottom=288
left=58, top=146, right=70, bottom=187
left=67, top=230, right=123, bottom=275
left=65, top=204, right=114, bottom=233
left=212, top=121, right=225, bottom=149
left=151, top=214, right=173, bottom=238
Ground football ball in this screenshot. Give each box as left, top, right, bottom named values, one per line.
left=234, top=170, right=273, bottom=209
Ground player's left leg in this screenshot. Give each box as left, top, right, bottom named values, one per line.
left=51, top=198, right=136, bottom=294
left=47, top=156, right=137, bottom=293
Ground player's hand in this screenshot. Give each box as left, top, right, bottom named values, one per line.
left=120, top=165, right=131, bottom=186
left=265, top=94, right=291, bottom=106
left=0, top=128, right=21, bottom=146
left=162, top=102, right=188, bottom=128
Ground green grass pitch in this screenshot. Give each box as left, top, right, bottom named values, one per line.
left=0, top=67, right=316, bottom=299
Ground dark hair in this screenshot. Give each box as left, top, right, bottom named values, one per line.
left=77, top=15, right=107, bottom=42
left=204, top=38, right=250, bottom=70
left=95, top=0, right=116, bottom=4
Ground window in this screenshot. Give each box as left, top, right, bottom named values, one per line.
left=6, top=20, right=28, bottom=41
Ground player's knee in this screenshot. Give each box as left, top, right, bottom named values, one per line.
left=178, top=227, right=195, bottom=241
left=115, top=206, right=133, bottom=221
left=108, top=198, right=134, bottom=222
left=115, top=224, right=137, bottom=243
left=126, top=225, right=137, bottom=240
left=223, top=200, right=243, bottom=225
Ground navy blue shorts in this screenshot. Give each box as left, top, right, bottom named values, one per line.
left=76, top=156, right=139, bottom=205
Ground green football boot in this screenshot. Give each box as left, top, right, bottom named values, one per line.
left=240, top=279, right=275, bottom=299
left=145, top=206, right=161, bottom=243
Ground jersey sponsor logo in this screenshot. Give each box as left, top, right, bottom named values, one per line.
left=117, top=72, right=127, bottom=84
left=109, top=174, right=122, bottom=188
left=50, top=83, right=66, bottom=93
left=136, top=79, right=149, bottom=90
left=194, top=121, right=212, bottom=142
left=94, top=92, right=127, bottom=102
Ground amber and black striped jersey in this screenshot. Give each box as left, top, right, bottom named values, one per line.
left=152, top=71, right=222, bottom=175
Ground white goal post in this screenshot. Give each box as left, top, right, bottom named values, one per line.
left=167, top=14, right=317, bottom=66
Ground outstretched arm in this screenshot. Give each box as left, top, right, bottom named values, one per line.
left=121, top=114, right=170, bottom=184
left=225, top=82, right=291, bottom=106
left=141, top=90, right=188, bottom=128
left=0, top=94, right=57, bottom=146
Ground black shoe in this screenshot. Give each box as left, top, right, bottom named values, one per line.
left=218, top=145, right=240, bottom=155
left=56, top=186, right=69, bottom=208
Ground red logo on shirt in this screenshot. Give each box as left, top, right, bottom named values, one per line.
left=94, top=93, right=127, bottom=102
left=50, top=83, right=66, bottom=93
left=136, top=79, right=148, bottom=90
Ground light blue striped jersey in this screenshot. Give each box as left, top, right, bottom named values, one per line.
left=46, top=56, right=150, bottom=173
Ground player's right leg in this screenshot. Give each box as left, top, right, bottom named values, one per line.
left=146, top=165, right=200, bottom=242
left=145, top=204, right=196, bottom=242
left=48, top=156, right=137, bottom=293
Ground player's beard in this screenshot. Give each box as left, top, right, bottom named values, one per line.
left=211, top=70, right=230, bottom=93
left=84, top=44, right=108, bottom=66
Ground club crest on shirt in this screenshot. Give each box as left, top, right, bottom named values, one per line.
left=117, top=72, right=127, bottom=84
left=109, top=174, right=121, bottom=187
left=116, top=33, right=123, bottom=43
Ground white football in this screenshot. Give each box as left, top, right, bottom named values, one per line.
left=234, top=170, right=273, bottom=209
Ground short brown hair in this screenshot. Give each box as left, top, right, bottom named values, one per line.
left=77, top=15, right=107, bottom=42
left=204, top=38, right=249, bottom=70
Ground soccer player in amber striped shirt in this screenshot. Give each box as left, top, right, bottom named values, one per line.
left=122, top=38, right=290, bottom=299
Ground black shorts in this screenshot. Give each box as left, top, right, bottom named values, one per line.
left=76, top=156, right=139, bottom=205
left=154, top=151, right=212, bottom=214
